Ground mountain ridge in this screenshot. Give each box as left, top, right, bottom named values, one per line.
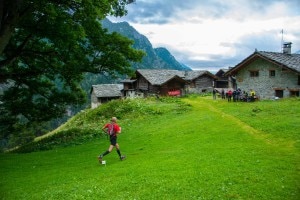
left=101, top=18, right=191, bottom=71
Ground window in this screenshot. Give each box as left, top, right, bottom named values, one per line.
left=269, top=70, right=275, bottom=77
left=250, top=70, right=259, bottom=77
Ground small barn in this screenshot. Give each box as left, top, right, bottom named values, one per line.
left=90, top=84, right=123, bottom=108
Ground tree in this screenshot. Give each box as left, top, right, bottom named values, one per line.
left=0, top=0, right=145, bottom=148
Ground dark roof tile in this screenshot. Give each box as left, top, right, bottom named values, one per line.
left=225, top=51, right=300, bottom=75
left=136, top=69, right=216, bottom=85
left=258, top=51, right=300, bottom=72
left=91, top=84, right=123, bottom=97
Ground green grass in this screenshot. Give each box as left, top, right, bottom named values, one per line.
left=0, top=96, right=299, bottom=199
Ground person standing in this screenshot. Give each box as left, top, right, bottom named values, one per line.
left=227, top=90, right=232, bottom=102
left=232, top=90, right=237, bottom=102
left=221, top=89, right=225, bottom=99
left=250, top=89, right=256, bottom=102
left=236, top=88, right=241, bottom=101
left=98, top=117, right=125, bottom=162
left=213, top=89, right=217, bottom=100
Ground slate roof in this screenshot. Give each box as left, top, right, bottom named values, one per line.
left=136, top=69, right=183, bottom=85
left=226, top=51, right=300, bottom=75
left=258, top=51, right=300, bottom=72
left=136, top=69, right=217, bottom=85
left=91, top=84, right=123, bottom=97
left=215, top=68, right=229, bottom=77
left=184, top=70, right=217, bottom=80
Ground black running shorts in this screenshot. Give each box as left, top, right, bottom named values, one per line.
left=110, top=136, right=117, bottom=146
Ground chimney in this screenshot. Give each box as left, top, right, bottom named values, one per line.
left=282, top=42, right=292, bottom=54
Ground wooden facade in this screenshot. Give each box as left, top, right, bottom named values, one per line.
left=184, top=71, right=218, bottom=93
left=130, top=69, right=219, bottom=96
left=215, top=68, right=230, bottom=88
left=91, top=70, right=219, bottom=106
left=135, top=70, right=186, bottom=96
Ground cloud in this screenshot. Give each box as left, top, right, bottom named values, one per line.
left=124, top=0, right=300, bottom=23
left=123, top=0, right=195, bottom=24
left=166, top=28, right=297, bottom=71
left=109, top=0, right=300, bottom=70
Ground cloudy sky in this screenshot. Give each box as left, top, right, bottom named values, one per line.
left=109, top=0, right=300, bottom=71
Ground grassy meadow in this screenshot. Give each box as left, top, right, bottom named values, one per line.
left=0, top=96, right=299, bottom=200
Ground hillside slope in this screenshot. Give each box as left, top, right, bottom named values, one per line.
left=1, top=97, right=299, bottom=200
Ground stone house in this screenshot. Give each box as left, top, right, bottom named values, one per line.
left=90, top=84, right=123, bottom=108
left=225, top=43, right=300, bottom=99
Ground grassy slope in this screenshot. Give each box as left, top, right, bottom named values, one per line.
left=0, top=97, right=299, bottom=200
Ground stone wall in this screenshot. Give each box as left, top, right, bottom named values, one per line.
left=91, top=90, right=100, bottom=109
left=235, top=59, right=299, bottom=99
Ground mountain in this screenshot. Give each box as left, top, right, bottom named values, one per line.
left=154, top=47, right=191, bottom=71
left=101, top=18, right=191, bottom=71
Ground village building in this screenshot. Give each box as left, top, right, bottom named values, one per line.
left=120, top=79, right=139, bottom=98
left=183, top=70, right=218, bottom=93
left=225, top=42, right=300, bottom=99
left=215, top=68, right=230, bottom=88
left=122, top=69, right=218, bottom=97
left=90, top=84, right=123, bottom=108
left=91, top=69, right=218, bottom=107
left=132, top=69, right=186, bottom=97
left=213, top=68, right=235, bottom=96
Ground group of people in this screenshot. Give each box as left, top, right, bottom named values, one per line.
left=214, top=88, right=256, bottom=102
